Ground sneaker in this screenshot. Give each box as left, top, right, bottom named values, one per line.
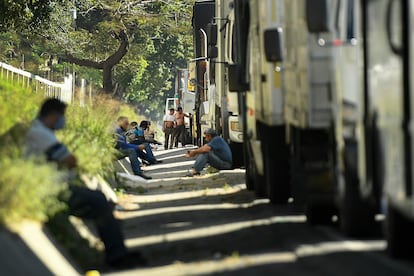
left=134, top=172, right=152, bottom=180
left=185, top=171, right=200, bottom=177
left=107, top=250, right=148, bottom=269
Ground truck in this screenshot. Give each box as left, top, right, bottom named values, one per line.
left=191, top=0, right=215, bottom=146
left=310, top=0, right=414, bottom=256
left=361, top=0, right=414, bottom=256
left=228, top=0, right=376, bottom=231
left=192, top=0, right=244, bottom=166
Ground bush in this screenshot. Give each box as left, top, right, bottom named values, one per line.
left=0, top=76, right=146, bottom=225
left=59, top=96, right=146, bottom=177
left=0, top=157, right=66, bottom=225
left=0, top=77, right=66, bottom=225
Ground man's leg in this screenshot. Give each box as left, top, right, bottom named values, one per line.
left=68, top=187, right=127, bottom=264
left=164, top=131, right=169, bottom=150
left=131, top=141, right=157, bottom=164
left=119, top=148, right=142, bottom=174
left=193, top=153, right=209, bottom=173
left=206, top=151, right=232, bottom=170
left=174, top=127, right=179, bottom=147
left=169, top=128, right=175, bottom=149
left=180, top=126, right=186, bottom=147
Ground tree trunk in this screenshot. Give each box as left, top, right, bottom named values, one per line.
left=63, top=29, right=129, bottom=94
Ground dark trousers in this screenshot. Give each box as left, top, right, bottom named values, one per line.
left=174, top=125, right=186, bottom=147
left=164, top=127, right=174, bottom=149
left=67, top=186, right=127, bottom=263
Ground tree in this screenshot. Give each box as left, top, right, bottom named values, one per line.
left=0, top=0, right=62, bottom=32
left=0, top=0, right=194, bottom=119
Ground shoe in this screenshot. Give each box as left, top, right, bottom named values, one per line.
left=107, top=250, right=148, bottom=269
left=134, top=172, right=152, bottom=180
left=185, top=171, right=200, bottom=177
left=155, top=160, right=163, bottom=164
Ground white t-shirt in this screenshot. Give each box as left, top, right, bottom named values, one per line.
left=163, top=114, right=176, bottom=122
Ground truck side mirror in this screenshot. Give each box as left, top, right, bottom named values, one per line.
left=207, top=23, right=218, bottom=46
left=228, top=64, right=248, bottom=92
left=306, top=0, right=330, bottom=33
left=208, top=46, right=218, bottom=58
left=264, top=29, right=283, bottom=62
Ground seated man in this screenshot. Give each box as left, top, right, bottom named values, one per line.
left=138, top=120, right=162, bottom=145
left=184, top=128, right=232, bottom=177
left=115, top=117, right=160, bottom=179
left=25, top=98, right=147, bottom=269
left=127, top=121, right=145, bottom=142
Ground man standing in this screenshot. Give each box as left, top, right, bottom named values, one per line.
left=25, top=98, right=147, bottom=269
left=174, top=107, right=189, bottom=148
left=184, top=128, right=232, bottom=177
left=162, top=108, right=176, bottom=150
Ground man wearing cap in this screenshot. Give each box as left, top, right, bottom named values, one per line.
left=184, top=128, right=232, bottom=176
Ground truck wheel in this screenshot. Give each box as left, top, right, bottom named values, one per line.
left=254, top=172, right=266, bottom=198
left=263, top=133, right=290, bottom=204
left=306, top=202, right=335, bottom=225
left=386, top=202, right=414, bottom=259
left=244, top=142, right=255, bottom=191
left=339, top=141, right=376, bottom=237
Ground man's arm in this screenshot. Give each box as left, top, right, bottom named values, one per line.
left=185, top=144, right=211, bottom=158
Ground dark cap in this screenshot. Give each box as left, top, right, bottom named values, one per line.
left=203, top=128, right=216, bottom=136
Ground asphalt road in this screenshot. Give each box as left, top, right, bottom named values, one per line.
left=107, top=146, right=414, bottom=276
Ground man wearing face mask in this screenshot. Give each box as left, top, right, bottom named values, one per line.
left=25, top=98, right=147, bottom=269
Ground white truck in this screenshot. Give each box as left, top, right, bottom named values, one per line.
left=361, top=0, right=414, bottom=257
left=229, top=0, right=378, bottom=233
left=191, top=0, right=244, bottom=166
left=206, top=0, right=244, bottom=166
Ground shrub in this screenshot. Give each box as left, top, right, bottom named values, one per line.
left=0, top=156, right=66, bottom=225
left=0, top=77, right=66, bottom=225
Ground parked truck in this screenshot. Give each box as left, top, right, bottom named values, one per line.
left=191, top=0, right=215, bottom=146
left=206, top=0, right=244, bottom=166
left=229, top=0, right=376, bottom=231
left=192, top=0, right=244, bottom=166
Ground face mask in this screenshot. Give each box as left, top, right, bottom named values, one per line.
left=54, top=115, right=66, bottom=130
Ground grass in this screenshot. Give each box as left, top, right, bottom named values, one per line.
left=0, top=76, right=148, bottom=270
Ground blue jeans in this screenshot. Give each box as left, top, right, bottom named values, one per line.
left=130, top=141, right=157, bottom=164
left=193, top=151, right=232, bottom=173
left=118, top=147, right=142, bottom=174
left=68, top=186, right=127, bottom=263
left=139, top=142, right=156, bottom=163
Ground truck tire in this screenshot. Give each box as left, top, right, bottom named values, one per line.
left=386, top=202, right=414, bottom=259
left=339, top=140, right=376, bottom=237
left=263, top=127, right=290, bottom=204
left=306, top=201, right=335, bottom=225
left=244, top=142, right=255, bottom=191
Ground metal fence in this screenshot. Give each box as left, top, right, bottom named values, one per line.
left=0, top=62, right=73, bottom=103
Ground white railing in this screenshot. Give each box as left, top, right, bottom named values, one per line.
left=0, top=62, right=73, bottom=103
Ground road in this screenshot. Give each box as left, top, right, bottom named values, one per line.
left=106, top=146, right=414, bottom=276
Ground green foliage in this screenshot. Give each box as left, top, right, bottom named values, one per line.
left=0, top=0, right=64, bottom=32
left=59, top=97, right=131, bottom=176
left=0, top=157, right=66, bottom=225
left=0, top=77, right=65, bottom=225
left=1, top=0, right=195, bottom=121
left=0, top=76, right=42, bottom=136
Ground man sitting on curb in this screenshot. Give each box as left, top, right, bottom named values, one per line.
left=115, top=116, right=161, bottom=179
left=25, top=98, right=147, bottom=269
left=184, top=128, right=232, bottom=177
